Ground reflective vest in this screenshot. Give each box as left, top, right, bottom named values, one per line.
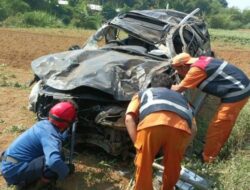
left=139, top=87, right=193, bottom=128
left=192, top=56, right=250, bottom=103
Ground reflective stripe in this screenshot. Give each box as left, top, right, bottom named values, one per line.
left=140, top=97, right=193, bottom=120
left=223, top=83, right=250, bottom=98
left=141, top=89, right=153, bottom=103
left=199, top=61, right=228, bottom=90
left=220, top=71, right=245, bottom=89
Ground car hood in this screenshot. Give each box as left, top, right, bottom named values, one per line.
left=31, top=46, right=170, bottom=100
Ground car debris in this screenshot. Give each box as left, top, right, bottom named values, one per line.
left=28, top=8, right=217, bottom=189
left=125, top=162, right=211, bottom=190
left=29, top=8, right=214, bottom=156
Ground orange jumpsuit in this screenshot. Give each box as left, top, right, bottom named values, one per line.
left=126, top=95, right=191, bottom=190
left=178, top=67, right=249, bottom=163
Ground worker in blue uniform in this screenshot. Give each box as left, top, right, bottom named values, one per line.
left=0, top=101, right=77, bottom=190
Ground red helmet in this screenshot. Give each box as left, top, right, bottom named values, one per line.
left=48, top=101, right=77, bottom=129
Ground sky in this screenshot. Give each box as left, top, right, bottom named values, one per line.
left=227, top=0, right=250, bottom=10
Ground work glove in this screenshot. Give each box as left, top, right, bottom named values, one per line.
left=67, top=163, right=75, bottom=175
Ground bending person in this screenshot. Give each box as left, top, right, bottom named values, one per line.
left=171, top=52, right=250, bottom=163
left=125, top=73, right=196, bottom=190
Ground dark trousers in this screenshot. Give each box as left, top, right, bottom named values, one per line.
left=3, top=156, right=57, bottom=187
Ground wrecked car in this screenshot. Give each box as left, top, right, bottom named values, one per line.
left=29, top=9, right=216, bottom=157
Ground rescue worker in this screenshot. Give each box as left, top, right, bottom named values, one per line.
left=171, top=52, right=250, bottom=163
left=125, top=73, right=197, bottom=190
left=0, top=101, right=77, bottom=190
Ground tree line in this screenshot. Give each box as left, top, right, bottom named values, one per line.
left=0, top=0, right=249, bottom=29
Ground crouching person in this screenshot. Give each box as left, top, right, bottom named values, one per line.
left=125, top=73, right=196, bottom=190
left=0, top=101, right=77, bottom=190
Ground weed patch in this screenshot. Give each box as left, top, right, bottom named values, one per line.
left=3, top=125, right=28, bottom=134
left=0, top=78, right=28, bottom=89
left=213, top=150, right=250, bottom=190
left=0, top=64, right=7, bottom=67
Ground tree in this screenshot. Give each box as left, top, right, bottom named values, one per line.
left=165, top=0, right=191, bottom=12
left=0, top=0, right=30, bottom=21
left=242, top=9, right=250, bottom=25
left=101, top=2, right=117, bottom=20
left=124, top=0, right=134, bottom=7
left=209, top=0, right=224, bottom=14
left=208, top=14, right=228, bottom=28
left=119, top=4, right=132, bottom=13
left=186, top=0, right=211, bottom=14
left=23, top=0, right=48, bottom=10
left=218, top=0, right=228, bottom=7
left=0, top=1, right=9, bottom=21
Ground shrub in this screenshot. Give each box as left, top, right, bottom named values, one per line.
left=0, top=4, right=9, bottom=21
left=83, top=15, right=102, bottom=29
left=71, top=14, right=102, bottom=29
left=242, top=23, right=250, bottom=29
left=101, top=3, right=117, bottom=20
left=1, top=13, right=24, bottom=27
left=0, top=0, right=30, bottom=21
left=2, top=11, right=64, bottom=28
left=242, top=10, right=250, bottom=25
left=23, top=11, right=64, bottom=27
left=208, top=14, right=229, bottom=29
left=227, top=20, right=243, bottom=30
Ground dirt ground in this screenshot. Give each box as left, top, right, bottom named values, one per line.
left=0, top=28, right=249, bottom=190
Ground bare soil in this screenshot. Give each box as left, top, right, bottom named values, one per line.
left=0, top=28, right=249, bottom=190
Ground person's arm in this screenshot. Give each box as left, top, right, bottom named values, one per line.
left=171, top=85, right=187, bottom=93
left=125, top=113, right=137, bottom=144
left=40, top=128, right=70, bottom=180
left=172, top=67, right=207, bottom=93
left=125, top=94, right=140, bottom=144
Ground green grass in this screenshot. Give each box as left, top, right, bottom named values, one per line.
left=184, top=101, right=250, bottom=189
left=0, top=73, right=28, bottom=89
left=209, top=29, right=250, bottom=47
left=3, top=125, right=28, bottom=134
left=0, top=64, right=7, bottom=67
left=214, top=150, right=250, bottom=190
left=0, top=80, right=28, bottom=89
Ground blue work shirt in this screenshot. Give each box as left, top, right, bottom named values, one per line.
left=1, top=120, right=69, bottom=181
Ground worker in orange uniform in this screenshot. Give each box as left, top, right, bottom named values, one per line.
left=125, top=73, right=197, bottom=190
left=171, top=52, right=250, bottom=163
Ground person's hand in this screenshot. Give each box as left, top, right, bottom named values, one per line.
left=67, top=163, right=75, bottom=175
left=171, top=84, right=178, bottom=91
left=41, top=176, right=51, bottom=183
